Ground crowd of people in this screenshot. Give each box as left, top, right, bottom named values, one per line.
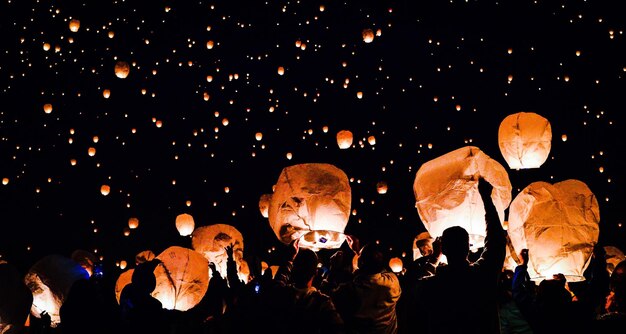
left=4, top=179, right=626, bottom=334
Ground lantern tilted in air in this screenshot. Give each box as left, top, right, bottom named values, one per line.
left=413, top=146, right=512, bottom=250
left=268, top=163, right=351, bottom=251
left=498, top=112, right=552, bottom=169
left=507, top=179, right=600, bottom=282
left=176, top=213, right=195, bottom=236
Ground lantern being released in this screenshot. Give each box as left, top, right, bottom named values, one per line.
left=268, top=163, right=351, bottom=250
left=498, top=112, right=552, bottom=169
left=192, top=224, right=244, bottom=278
left=507, top=180, right=600, bottom=282
left=413, top=146, right=512, bottom=250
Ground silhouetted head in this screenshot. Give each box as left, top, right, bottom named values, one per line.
left=131, top=259, right=160, bottom=294
left=292, top=248, right=319, bottom=287
left=357, top=243, right=386, bottom=275
left=441, top=226, right=470, bottom=263
left=537, top=276, right=570, bottom=307
left=611, top=259, right=626, bottom=295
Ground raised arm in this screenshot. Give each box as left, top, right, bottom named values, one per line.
left=474, top=177, right=506, bottom=271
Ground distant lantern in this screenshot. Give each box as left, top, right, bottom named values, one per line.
left=268, top=163, right=351, bottom=250
left=206, top=40, right=214, bottom=49
left=175, top=213, right=195, bottom=236
left=100, top=185, right=110, bottom=196
left=498, top=112, right=552, bottom=169
left=43, top=42, right=51, bottom=51
left=367, top=135, right=376, bottom=145
left=507, top=179, right=600, bottom=282
left=414, top=146, right=512, bottom=250
left=2, top=177, right=8, bottom=185
left=259, top=193, right=272, bottom=218
left=123, top=227, right=130, bottom=237
left=128, top=217, right=139, bottom=229
left=255, top=132, right=263, bottom=141
left=88, top=147, right=96, bottom=156
left=356, top=91, right=363, bottom=99
left=277, top=66, right=285, bottom=75
left=153, top=246, right=209, bottom=311
left=43, top=103, right=53, bottom=114
left=376, top=181, right=388, bottom=194
left=114, top=61, right=130, bottom=79
left=362, top=28, right=375, bottom=43
left=103, top=89, right=111, bottom=98
left=336, top=130, right=353, bottom=149
left=389, top=257, right=403, bottom=273
left=69, top=19, right=80, bottom=32
left=191, top=224, right=244, bottom=278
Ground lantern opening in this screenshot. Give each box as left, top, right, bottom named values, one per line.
left=299, top=230, right=346, bottom=250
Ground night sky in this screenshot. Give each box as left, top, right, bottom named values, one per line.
left=1, top=0, right=625, bottom=275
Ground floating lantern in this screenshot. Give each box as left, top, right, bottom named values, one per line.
left=175, top=213, right=195, bottom=236
left=103, top=89, right=111, bottom=98
left=114, top=269, right=133, bottom=304
left=100, top=184, right=110, bottom=196
left=191, top=224, right=244, bottom=279
left=498, top=112, right=552, bottom=169
left=604, top=246, right=626, bottom=276
left=2, top=178, right=8, bottom=185
left=128, top=217, right=139, bottom=229
left=69, top=19, right=80, bottom=32
left=362, top=28, right=375, bottom=43
left=43, top=104, right=53, bottom=114
left=259, top=193, right=271, bottom=218
left=389, top=257, right=403, bottom=273
left=376, top=181, right=388, bottom=194
left=268, top=163, right=351, bottom=250
left=336, top=130, right=353, bottom=149
left=507, top=179, right=600, bottom=282
left=413, top=146, right=512, bottom=249
left=135, top=250, right=155, bottom=264
left=277, top=66, right=285, bottom=75
left=114, top=61, right=130, bottom=79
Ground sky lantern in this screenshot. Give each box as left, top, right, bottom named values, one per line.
left=175, top=213, right=195, bottom=236
left=135, top=250, right=155, bottom=264
left=255, top=132, right=263, bottom=141
left=88, top=147, right=96, bottom=156
left=277, top=66, right=285, bottom=75
left=68, top=19, right=80, bottom=32
left=414, top=146, right=512, bottom=250
left=389, top=257, right=403, bottom=273
left=604, top=246, right=626, bottom=276
left=498, top=112, right=552, bottom=169
left=336, top=130, right=353, bottom=149
left=24, top=255, right=89, bottom=327
left=362, top=28, right=375, bottom=43
left=259, top=193, right=271, bottom=218
left=43, top=103, right=53, bottom=114
left=2, top=178, right=8, bottom=185
left=70, top=249, right=97, bottom=277
left=191, top=224, right=244, bottom=279
left=114, top=60, right=130, bottom=79
left=376, top=181, right=388, bottom=194
left=268, top=163, right=351, bottom=250
left=128, top=217, right=139, bottom=229
left=114, top=269, right=133, bottom=304
left=100, top=184, right=110, bottom=196
left=0, top=262, right=33, bottom=333
left=507, top=179, right=600, bottom=282
left=367, top=135, right=376, bottom=145
left=153, top=246, right=209, bottom=311
left=102, top=89, right=111, bottom=98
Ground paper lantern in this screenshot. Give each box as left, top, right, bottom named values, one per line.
left=498, top=112, right=552, bottom=169
left=128, top=217, right=139, bottom=229
left=259, top=193, right=271, bottom=218
left=100, top=184, right=110, bottom=196
left=114, top=61, right=130, bottom=79
left=43, top=103, right=53, bottom=114
left=70, top=249, right=97, bottom=277
left=507, top=180, right=600, bottom=282
left=277, top=66, right=285, bottom=75
left=268, top=163, right=351, bottom=250
left=69, top=19, right=80, bottom=32
left=135, top=250, right=156, bottom=264
left=0, top=262, right=33, bottom=333
left=23, top=255, right=89, bottom=327
left=376, top=181, right=388, bottom=194
left=191, top=224, right=244, bottom=278
left=389, top=257, right=403, bottom=273
left=2, top=177, right=8, bottom=185
left=153, top=246, right=209, bottom=311
left=336, top=130, right=353, bottom=149
left=604, top=246, right=625, bottom=276
left=102, top=89, right=111, bottom=98
left=114, top=269, right=133, bottom=304
left=413, top=146, right=512, bottom=249
left=362, top=28, right=375, bottom=43
left=175, top=213, right=195, bottom=236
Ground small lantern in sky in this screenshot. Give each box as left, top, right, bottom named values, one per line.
left=498, top=112, right=552, bottom=169
left=69, top=19, right=80, bottom=32
left=259, top=193, right=271, bottom=218
left=114, top=61, right=130, bottom=79
left=175, top=213, right=195, bottom=236
left=376, top=181, right=388, bottom=194
left=43, top=103, right=53, bottom=114
left=191, top=224, right=244, bottom=278
left=100, top=184, right=110, bottom=196
left=362, top=28, right=375, bottom=43
left=336, top=130, right=353, bottom=149
left=507, top=179, right=600, bottom=282
left=128, top=217, right=139, bottom=229
left=389, top=257, right=403, bottom=273
left=268, top=163, right=351, bottom=250
left=414, top=146, right=512, bottom=249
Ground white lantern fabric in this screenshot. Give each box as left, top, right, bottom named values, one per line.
left=507, top=179, right=600, bottom=282
left=192, top=224, right=244, bottom=278
left=135, top=250, right=156, bottom=264
left=498, top=112, right=552, bottom=169
left=176, top=213, right=195, bottom=236
left=604, top=246, right=626, bottom=276
left=268, top=163, right=351, bottom=250
left=23, top=255, right=89, bottom=327
left=259, top=193, right=272, bottom=218
left=0, top=262, right=33, bottom=333
left=336, top=130, right=353, bottom=149
left=153, top=246, right=209, bottom=311
left=413, top=146, right=512, bottom=249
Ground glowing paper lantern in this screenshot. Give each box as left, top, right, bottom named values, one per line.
left=100, top=184, right=110, bottom=196
left=376, top=181, right=388, bottom=194
left=191, top=224, right=244, bottom=278
left=259, top=193, right=272, bottom=218
left=128, top=217, right=139, bottom=229
left=507, top=180, right=600, bottom=282
left=605, top=246, right=626, bottom=276
left=103, top=89, right=111, bottom=98
left=389, top=257, right=403, bottom=273
left=2, top=178, right=8, bottom=185
left=68, top=19, right=80, bottom=32
left=175, top=213, right=195, bottom=236
left=43, top=103, right=53, bottom=114
left=498, top=112, right=552, bottom=169
left=114, top=61, right=130, bottom=79
left=362, top=28, right=375, bottom=43
left=277, top=66, right=285, bottom=75
left=413, top=146, right=512, bottom=250
left=114, top=269, right=133, bottom=304
left=70, top=249, right=97, bottom=277
left=135, top=250, right=156, bottom=264
left=0, top=262, right=33, bottom=333
left=336, top=130, right=353, bottom=149
left=24, top=255, right=89, bottom=327
left=153, top=246, right=209, bottom=311
left=268, top=163, right=351, bottom=250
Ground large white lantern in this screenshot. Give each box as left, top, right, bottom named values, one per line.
left=191, top=224, right=244, bottom=279
left=153, top=246, right=209, bottom=311
left=176, top=213, right=195, bottom=236
left=413, top=146, right=512, bottom=250
left=507, top=180, right=600, bottom=282
left=268, top=163, right=351, bottom=250
left=498, top=112, right=552, bottom=169
left=114, top=269, right=134, bottom=304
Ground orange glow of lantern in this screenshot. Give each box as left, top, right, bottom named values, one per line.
left=69, top=19, right=80, bottom=32
left=43, top=104, right=53, bottom=114
left=114, top=269, right=133, bottom=304
left=128, top=217, right=139, bottom=229
left=362, top=28, right=375, bottom=43
left=103, top=89, right=111, bottom=98
left=277, top=66, right=285, bottom=75
left=268, top=163, right=351, bottom=250
left=604, top=246, right=626, bottom=276
left=376, top=181, right=388, bottom=194
left=100, top=184, right=110, bottom=196
left=507, top=179, right=600, bottom=282
left=389, top=257, right=403, bottom=273
left=2, top=177, right=8, bottom=185
left=259, top=193, right=272, bottom=218
left=114, top=61, right=130, bottom=79
left=175, top=213, right=195, bottom=236
left=498, top=112, right=552, bottom=169
left=413, top=146, right=512, bottom=249
left=191, top=224, right=244, bottom=278
left=88, top=147, right=96, bottom=156
left=336, top=130, right=353, bottom=149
